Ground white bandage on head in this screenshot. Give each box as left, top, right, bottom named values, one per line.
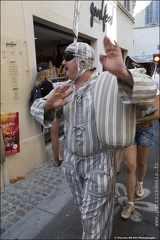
left=65, top=42, right=95, bottom=83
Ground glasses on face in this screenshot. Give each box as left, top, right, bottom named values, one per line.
left=64, top=51, right=79, bottom=61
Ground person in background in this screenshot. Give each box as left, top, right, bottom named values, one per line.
left=30, top=37, right=157, bottom=239
left=34, top=62, right=63, bottom=167
left=50, top=107, right=64, bottom=166
left=120, top=57, right=160, bottom=219
left=153, top=64, right=160, bottom=124
left=153, top=64, right=160, bottom=90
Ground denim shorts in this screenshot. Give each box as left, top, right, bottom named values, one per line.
left=133, top=123, right=155, bottom=146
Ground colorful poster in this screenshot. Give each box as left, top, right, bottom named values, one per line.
left=0, top=112, right=20, bottom=156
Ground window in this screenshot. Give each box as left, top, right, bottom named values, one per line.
left=145, top=0, right=160, bottom=25
left=124, top=0, right=130, bottom=11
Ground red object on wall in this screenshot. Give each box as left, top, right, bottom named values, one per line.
left=0, top=112, right=20, bottom=156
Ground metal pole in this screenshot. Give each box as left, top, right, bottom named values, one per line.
left=72, top=0, right=81, bottom=43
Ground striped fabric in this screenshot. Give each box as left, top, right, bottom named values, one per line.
left=30, top=68, right=157, bottom=240
left=30, top=96, right=55, bottom=128
left=61, top=147, right=118, bottom=239
left=94, top=69, right=157, bottom=149
left=118, top=68, right=157, bottom=105
left=63, top=71, right=102, bottom=157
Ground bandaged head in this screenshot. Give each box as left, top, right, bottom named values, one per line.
left=65, top=42, right=95, bottom=82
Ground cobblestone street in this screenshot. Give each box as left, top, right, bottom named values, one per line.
left=0, top=139, right=66, bottom=236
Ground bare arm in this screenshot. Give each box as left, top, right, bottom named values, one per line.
left=137, top=95, right=160, bottom=123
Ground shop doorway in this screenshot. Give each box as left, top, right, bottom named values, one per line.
left=34, top=20, right=90, bottom=69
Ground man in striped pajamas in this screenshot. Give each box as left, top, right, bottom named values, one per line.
left=30, top=36, right=157, bottom=239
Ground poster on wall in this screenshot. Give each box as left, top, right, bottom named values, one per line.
left=1, top=36, right=30, bottom=105
left=0, top=112, right=20, bottom=156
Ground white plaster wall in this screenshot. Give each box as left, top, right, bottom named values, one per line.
left=116, top=4, right=134, bottom=58
left=133, top=26, right=159, bottom=59
left=1, top=1, right=46, bottom=181
left=133, top=9, right=145, bottom=27
left=132, top=1, right=159, bottom=60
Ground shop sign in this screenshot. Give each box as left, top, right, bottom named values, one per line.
left=0, top=112, right=20, bottom=156
left=90, top=0, right=113, bottom=32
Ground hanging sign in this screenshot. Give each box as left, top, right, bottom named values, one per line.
left=0, top=112, right=20, bottom=156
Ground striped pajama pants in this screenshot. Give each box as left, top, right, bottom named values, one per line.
left=61, top=148, right=119, bottom=240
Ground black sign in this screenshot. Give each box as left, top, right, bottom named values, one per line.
left=6, top=41, right=17, bottom=47
left=90, top=0, right=113, bottom=32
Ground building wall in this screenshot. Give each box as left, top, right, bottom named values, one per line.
left=1, top=0, right=134, bottom=186
left=133, top=26, right=159, bottom=59
left=133, top=1, right=160, bottom=60
left=1, top=1, right=46, bottom=183
left=116, top=1, right=134, bottom=58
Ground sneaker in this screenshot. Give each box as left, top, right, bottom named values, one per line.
left=121, top=203, right=135, bottom=219
left=135, top=183, right=144, bottom=197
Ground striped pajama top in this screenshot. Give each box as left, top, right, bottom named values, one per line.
left=30, top=68, right=157, bottom=154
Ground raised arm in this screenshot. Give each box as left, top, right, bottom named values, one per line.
left=43, top=83, right=73, bottom=113
left=100, top=36, right=133, bottom=86
left=30, top=83, right=73, bottom=127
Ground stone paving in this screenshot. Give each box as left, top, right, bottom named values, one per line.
left=0, top=140, right=65, bottom=236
